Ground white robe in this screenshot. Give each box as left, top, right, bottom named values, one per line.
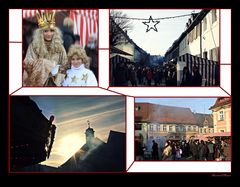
left=62, top=64, right=98, bottom=86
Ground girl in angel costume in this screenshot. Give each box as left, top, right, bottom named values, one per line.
left=61, top=44, right=98, bottom=86
left=23, top=10, right=68, bottom=86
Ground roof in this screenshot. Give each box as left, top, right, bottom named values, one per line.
left=110, top=54, right=132, bottom=63
left=135, top=102, right=197, bottom=125
left=194, top=113, right=213, bottom=127
left=111, top=19, right=148, bottom=56
left=209, top=98, right=231, bottom=110
left=110, top=46, right=133, bottom=56
left=59, top=130, right=125, bottom=172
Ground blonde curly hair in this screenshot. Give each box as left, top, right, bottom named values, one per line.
left=31, top=27, right=64, bottom=58
left=67, top=44, right=90, bottom=69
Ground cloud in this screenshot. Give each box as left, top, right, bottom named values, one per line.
left=56, top=98, right=124, bottom=122
left=57, top=108, right=124, bottom=127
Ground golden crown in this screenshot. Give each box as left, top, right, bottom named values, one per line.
left=36, top=10, right=56, bottom=29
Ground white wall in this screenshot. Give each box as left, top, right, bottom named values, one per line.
left=202, top=10, right=220, bottom=58
left=179, top=10, right=219, bottom=59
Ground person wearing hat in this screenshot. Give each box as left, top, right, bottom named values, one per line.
left=61, top=44, right=98, bottom=86
left=23, top=10, right=68, bottom=86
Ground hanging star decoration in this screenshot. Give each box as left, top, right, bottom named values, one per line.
left=81, top=73, right=88, bottom=83
left=142, top=16, right=160, bottom=32
left=71, top=75, right=79, bottom=83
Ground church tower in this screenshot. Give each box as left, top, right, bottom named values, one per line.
left=85, top=120, right=95, bottom=149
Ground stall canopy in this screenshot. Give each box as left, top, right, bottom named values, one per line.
left=205, top=132, right=231, bottom=137
left=195, top=132, right=231, bottom=141
left=23, top=9, right=98, bottom=48
left=110, top=55, right=134, bottom=64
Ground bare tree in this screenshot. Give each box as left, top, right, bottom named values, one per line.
left=110, top=10, right=133, bottom=46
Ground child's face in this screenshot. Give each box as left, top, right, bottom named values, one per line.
left=71, top=54, right=83, bottom=68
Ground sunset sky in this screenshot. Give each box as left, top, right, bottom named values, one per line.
left=30, top=96, right=126, bottom=167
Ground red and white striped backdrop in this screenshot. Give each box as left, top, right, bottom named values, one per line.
left=70, top=10, right=98, bottom=47
left=23, top=9, right=98, bottom=48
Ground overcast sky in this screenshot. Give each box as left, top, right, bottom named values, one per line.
left=113, top=9, right=201, bottom=56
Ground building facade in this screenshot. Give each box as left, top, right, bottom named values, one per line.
left=209, top=97, right=231, bottom=133
left=135, top=103, right=199, bottom=148
left=165, top=9, right=219, bottom=62
left=10, top=96, right=55, bottom=171
left=110, top=19, right=149, bottom=64
left=194, top=113, right=214, bottom=135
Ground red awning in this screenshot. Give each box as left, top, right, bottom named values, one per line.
left=205, top=132, right=231, bottom=137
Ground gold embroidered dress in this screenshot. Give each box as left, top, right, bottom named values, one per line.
left=23, top=41, right=67, bottom=86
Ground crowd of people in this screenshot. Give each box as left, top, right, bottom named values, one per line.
left=23, top=11, right=98, bottom=87
left=113, top=62, right=202, bottom=87
left=136, top=138, right=230, bottom=161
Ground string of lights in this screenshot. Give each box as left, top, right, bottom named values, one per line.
left=110, top=13, right=194, bottom=21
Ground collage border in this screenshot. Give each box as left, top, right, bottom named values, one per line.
left=8, top=9, right=231, bottom=173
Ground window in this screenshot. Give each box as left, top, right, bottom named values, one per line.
left=135, top=124, right=142, bottom=130
left=153, top=124, right=157, bottom=131
left=157, top=124, right=161, bottom=131
left=193, top=27, right=197, bottom=40
left=176, top=125, right=179, bottom=132
left=182, top=126, right=186, bottom=132
left=188, top=126, right=191, bottom=131
left=209, top=47, right=219, bottom=61
left=203, top=17, right=207, bottom=31
left=163, top=125, right=167, bottom=131
left=196, top=24, right=200, bottom=38
left=169, top=126, right=173, bottom=132
left=135, top=106, right=141, bottom=111
left=150, top=124, right=153, bottom=131
left=204, top=120, right=208, bottom=126
left=187, top=31, right=193, bottom=44
left=220, top=129, right=225, bottom=132
left=200, top=129, right=202, bottom=133
left=203, top=51, right=208, bottom=59
left=212, top=9, right=217, bottom=24
left=219, top=111, right=224, bottom=121
left=193, top=126, right=196, bottom=132
left=204, top=129, right=207, bottom=133
left=190, top=30, right=193, bottom=43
